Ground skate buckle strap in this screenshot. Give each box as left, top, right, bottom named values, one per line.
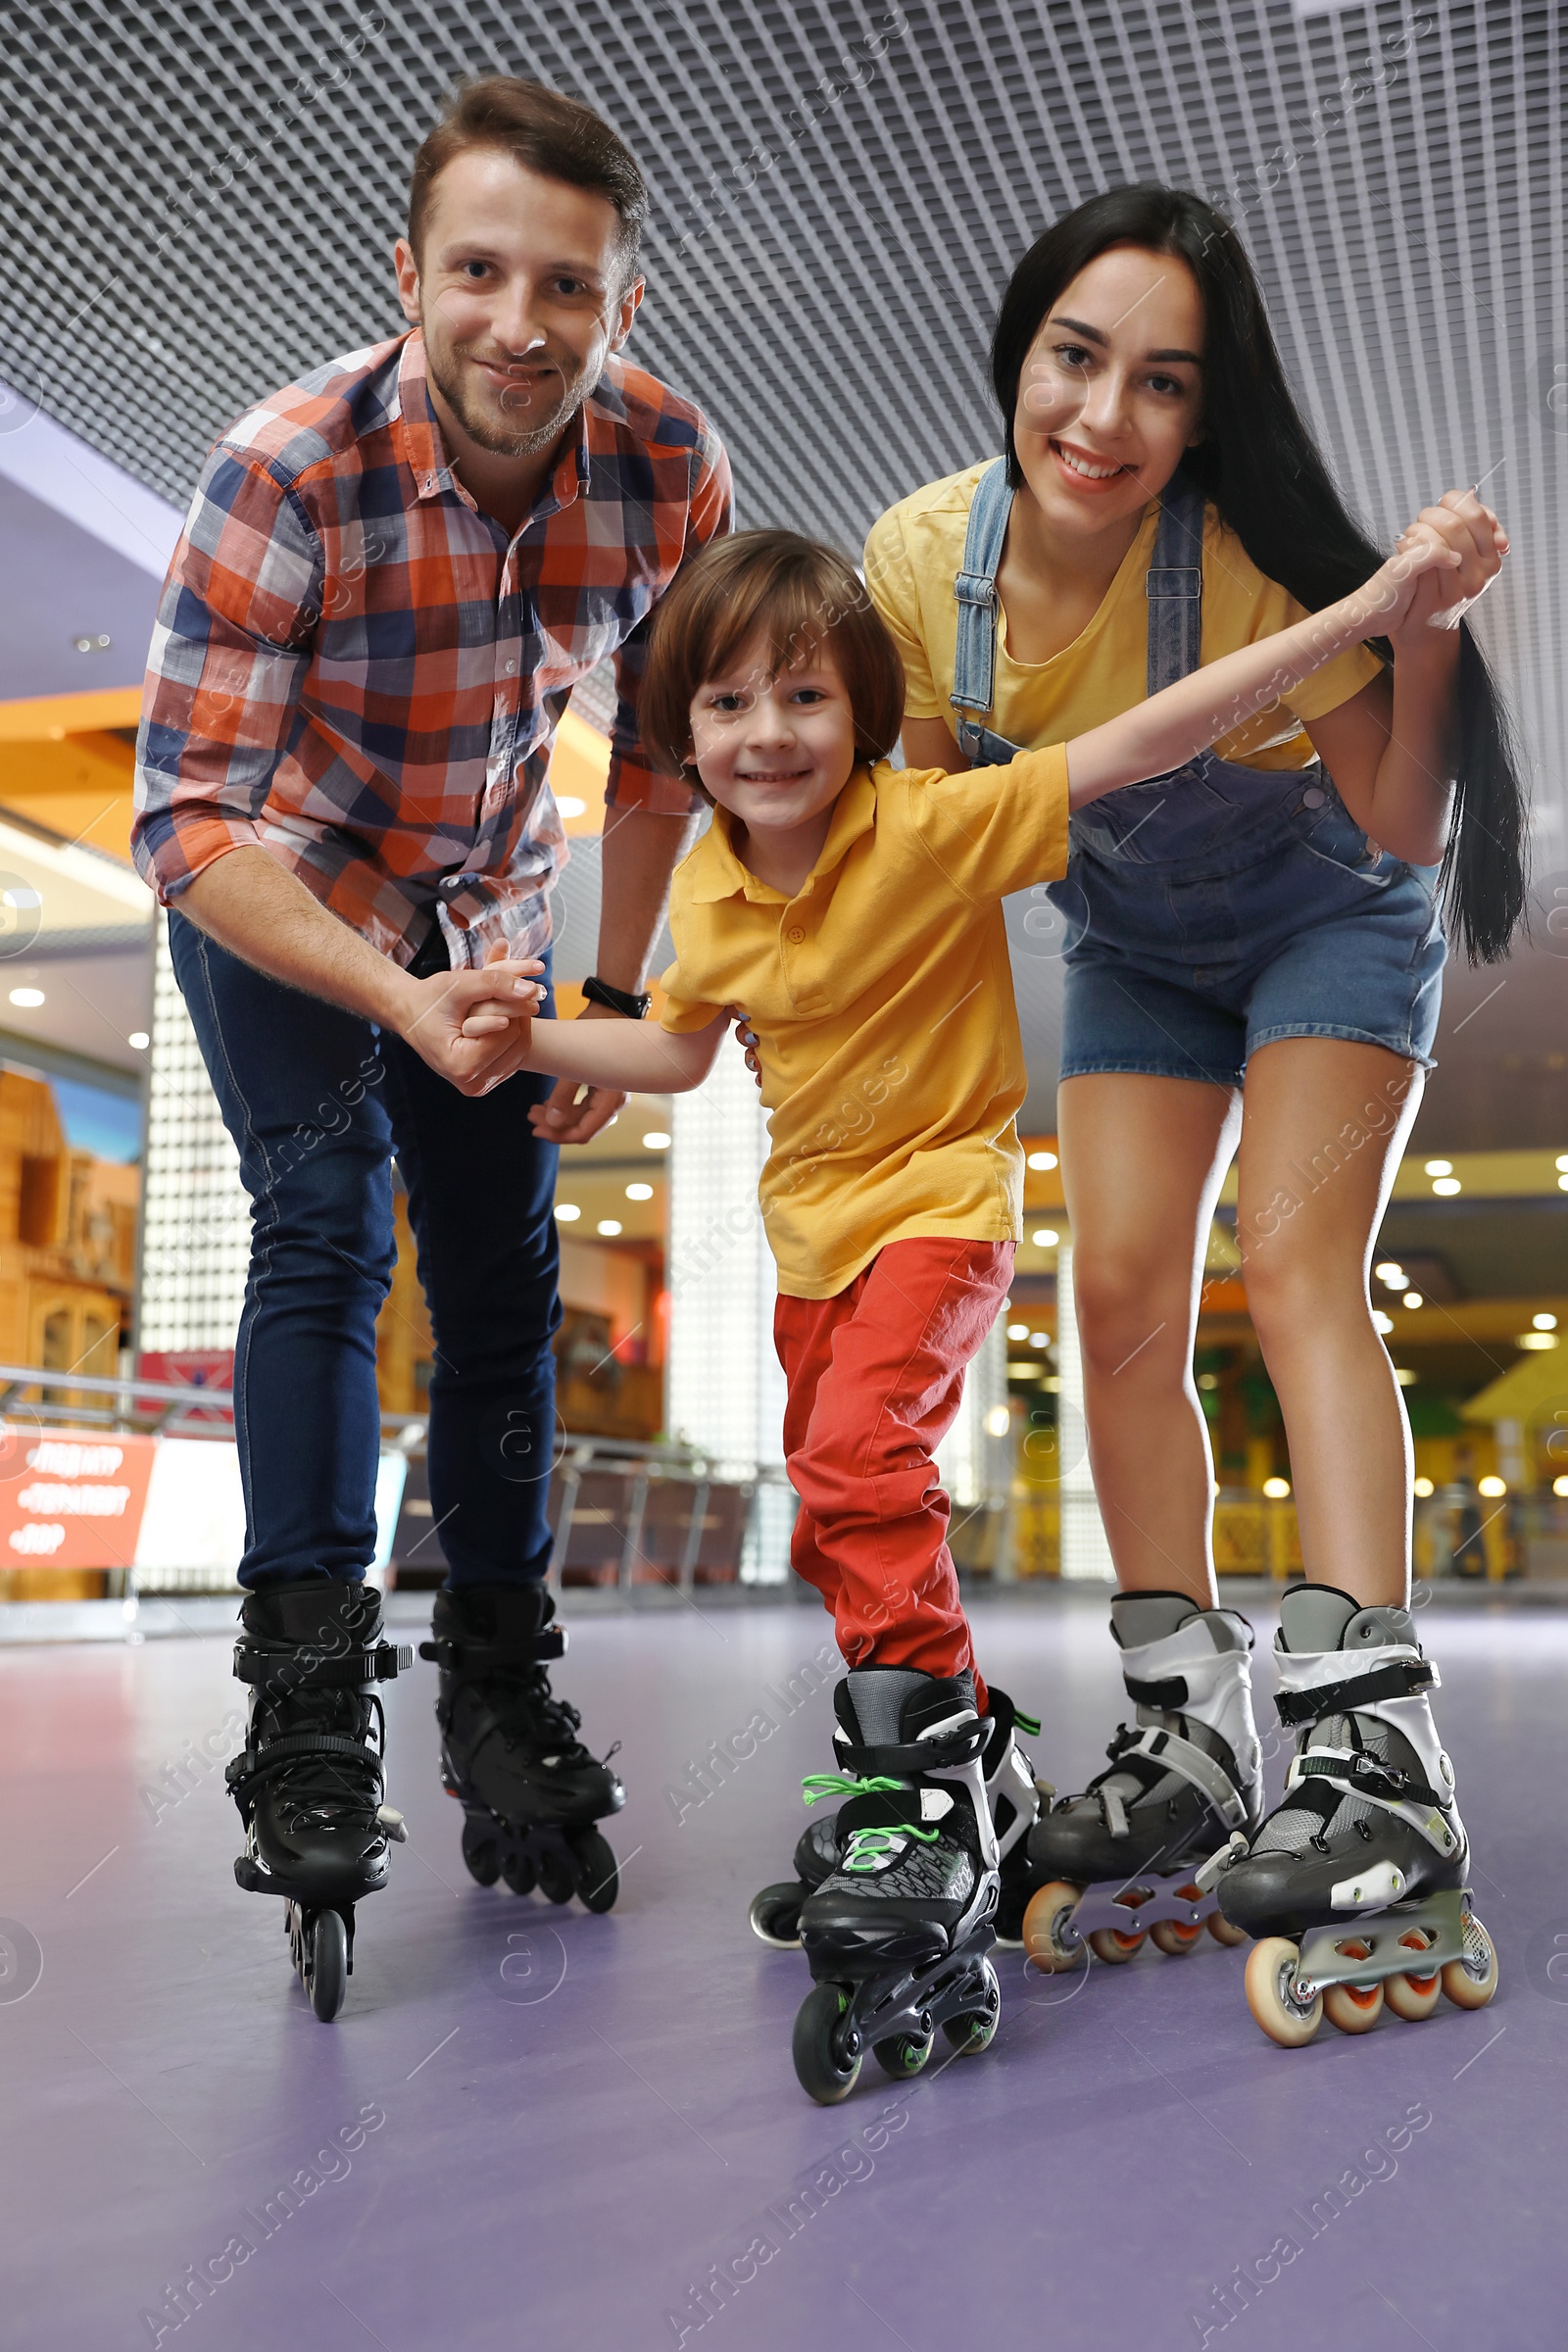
left=416, top=1627, right=567, bottom=1672
left=834, top=1721, right=985, bottom=1780
left=1286, top=1748, right=1460, bottom=1855
left=1274, top=1656, right=1435, bottom=1728
left=224, top=1730, right=384, bottom=1802
left=1123, top=1673, right=1189, bottom=1709
left=234, top=1640, right=412, bottom=1690
left=1114, top=1725, right=1250, bottom=1832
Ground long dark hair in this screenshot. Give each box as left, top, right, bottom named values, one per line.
left=991, top=186, right=1526, bottom=963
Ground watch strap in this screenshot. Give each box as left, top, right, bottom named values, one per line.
left=583, top=974, right=652, bottom=1020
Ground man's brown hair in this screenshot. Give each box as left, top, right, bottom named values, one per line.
left=409, top=77, right=648, bottom=277
left=639, top=531, right=905, bottom=784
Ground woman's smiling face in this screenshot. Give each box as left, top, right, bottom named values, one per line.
left=1013, top=244, right=1206, bottom=536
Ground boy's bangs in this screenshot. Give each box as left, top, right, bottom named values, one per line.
left=700, top=567, right=844, bottom=689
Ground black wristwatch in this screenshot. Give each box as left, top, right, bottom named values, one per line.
left=582, top=974, right=652, bottom=1019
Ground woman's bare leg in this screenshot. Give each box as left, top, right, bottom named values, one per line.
left=1058, top=1072, right=1241, bottom=1603
left=1235, top=1039, right=1423, bottom=1609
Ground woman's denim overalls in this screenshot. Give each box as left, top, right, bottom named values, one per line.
left=947, top=459, right=1444, bottom=1086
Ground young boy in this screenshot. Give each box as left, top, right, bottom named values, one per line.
left=469, top=517, right=1460, bottom=2098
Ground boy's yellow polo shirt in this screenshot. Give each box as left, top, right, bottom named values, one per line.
left=864, top=464, right=1381, bottom=767
left=659, top=748, right=1069, bottom=1298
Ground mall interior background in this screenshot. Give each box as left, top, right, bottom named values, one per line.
left=0, top=0, right=1561, bottom=1606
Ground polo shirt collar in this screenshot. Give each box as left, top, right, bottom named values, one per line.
left=684, top=766, right=878, bottom=904
left=394, top=329, right=590, bottom=520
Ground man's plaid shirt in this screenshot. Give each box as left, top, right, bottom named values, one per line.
left=132, top=330, right=731, bottom=967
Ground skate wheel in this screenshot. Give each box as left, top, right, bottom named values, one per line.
left=537, top=1846, right=576, bottom=1906
left=1088, top=1927, right=1145, bottom=1965
left=749, top=1881, right=806, bottom=1949
left=462, top=1818, right=502, bottom=1887
left=872, top=2033, right=931, bottom=2081
left=572, top=1829, right=618, bottom=1914
left=1323, top=1978, right=1384, bottom=2034
left=1151, top=1917, right=1204, bottom=1958
left=1244, top=1936, right=1322, bottom=2047
left=1022, top=1880, right=1083, bottom=1975
left=308, top=1910, right=349, bottom=2024
left=792, top=1983, right=861, bottom=2106
left=1441, top=1908, right=1498, bottom=2010
left=1382, top=1929, right=1441, bottom=2022
left=942, top=1958, right=1001, bottom=2056
left=501, top=1848, right=537, bottom=1897
left=1207, top=1910, right=1249, bottom=1947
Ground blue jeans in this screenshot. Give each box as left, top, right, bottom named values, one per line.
left=170, top=911, right=562, bottom=1590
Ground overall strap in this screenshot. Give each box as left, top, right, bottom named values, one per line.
left=1146, top=473, right=1206, bottom=696
left=950, top=458, right=1014, bottom=717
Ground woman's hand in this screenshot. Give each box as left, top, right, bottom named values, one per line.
left=1383, top=488, right=1508, bottom=648
left=731, top=1008, right=762, bottom=1090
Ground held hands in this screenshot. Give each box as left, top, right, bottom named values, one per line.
left=1366, top=489, right=1508, bottom=644
left=396, top=941, right=544, bottom=1098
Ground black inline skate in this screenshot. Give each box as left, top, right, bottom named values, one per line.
left=788, top=1666, right=1001, bottom=2106
left=1021, top=1593, right=1262, bottom=1972
left=750, top=1686, right=1044, bottom=1950
left=420, top=1583, right=623, bottom=1912
left=1209, top=1585, right=1498, bottom=2046
left=226, top=1573, right=412, bottom=2022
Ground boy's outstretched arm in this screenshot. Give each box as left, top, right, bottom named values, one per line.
left=1064, top=515, right=1476, bottom=808
left=480, top=1008, right=726, bottom=1100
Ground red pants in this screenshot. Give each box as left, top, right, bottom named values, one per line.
left=774, top=1237, right=1013, bottom=1707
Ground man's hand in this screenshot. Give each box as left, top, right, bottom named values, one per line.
left=527, top=1000, right=629, bottom=1145
left=392, top=956, right=544, bottom=1097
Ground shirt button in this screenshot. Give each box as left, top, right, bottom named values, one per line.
left=787, top=925, right=806, bottom=944
left=504, top=660, right=516, bottom=675
left=1302, top=786, right=1326, bottom=808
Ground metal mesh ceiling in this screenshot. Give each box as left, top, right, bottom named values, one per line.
left=2, top=0, right=1562, bottom=867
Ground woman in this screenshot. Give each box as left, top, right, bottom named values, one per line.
left=860, top=185, right=1519, bottom=2018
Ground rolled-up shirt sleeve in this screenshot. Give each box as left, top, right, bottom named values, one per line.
left=604, top=426, right=734, bottom=816
left=132, top=448, right=321, bottom=905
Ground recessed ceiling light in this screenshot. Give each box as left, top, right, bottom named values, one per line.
left=128, top=1030, right=149, bottom=1050
left=642, top=1131, right=670, bottom=1150
left=1431, top=1177, right=1461, bottom=1197
left=554, top=1202, right=581, bottom=1221
left=1402, top=1293, right=1423, bottom=1310
left=1027, top=1150, right=1057, bottom=1170
left=8, top=987, right=43, bottom=1007
left=625, top=1182, right=653, bottom=1200
left=555, top=796, right=586, bottom=818
left=1005, top=1322, right=1028, bottom=1341
left=1534, top=1312, right=1558, bottom=1331
left=597, top=1219, right=622, bottom=1237
left=1424, top=1159, right=1452, bottom=1176
left=1031, top=1227, right=1059, bottom=1247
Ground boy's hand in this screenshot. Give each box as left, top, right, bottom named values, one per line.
left=1378, top=489, right=1507, bottom=643
left=394, top=944, right=544, bottom=1096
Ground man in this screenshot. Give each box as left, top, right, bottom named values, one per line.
left=133, top=76, right=730, bottom=2012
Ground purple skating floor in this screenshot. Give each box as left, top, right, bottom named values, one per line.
left=0, top=1588, right=1557, bottom=2352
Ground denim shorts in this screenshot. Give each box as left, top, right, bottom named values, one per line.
left=1054, top=779, right=1446, bottom=1090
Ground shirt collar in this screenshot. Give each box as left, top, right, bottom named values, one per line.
left=394, top=329, right=591, bottom=520
left=683, top=766, right=879, bottom=905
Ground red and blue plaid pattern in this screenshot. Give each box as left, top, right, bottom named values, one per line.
left=133, top=330, right=731, bottom=966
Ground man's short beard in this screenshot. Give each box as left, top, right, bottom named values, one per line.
left=429, top=345, right=592, bottom=460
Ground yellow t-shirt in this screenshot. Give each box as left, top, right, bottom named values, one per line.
left=864, top=463, right=1382, bottom=766
left=660, top=747, right=1070, bottom=1298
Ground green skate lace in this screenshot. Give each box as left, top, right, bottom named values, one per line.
left=1014, top=1709, right=1042, bottom=1737
left=799, top=1774, right=939, bottom=1872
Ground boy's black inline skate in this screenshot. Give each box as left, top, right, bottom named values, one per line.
left=1207, top=1584, right=1497, bottom=2046
left=226, top=1573, right=412, bottom=2022
left=1021, top=1593, right=1262, bottom=1972
left=420, top=1583, right=623, bottom=1912
left=750, top=1686, right=1044, bottom=1950
left=788, top=1666, right=1001, bottom=2106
